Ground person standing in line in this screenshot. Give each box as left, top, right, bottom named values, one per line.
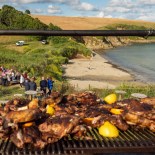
left=23, top=71, right=27, bottom=79
left=11, top=70, right=15, bottom=81
left=24, top=78, right=30, bottom=91
left=15, top=71, right=20, bottom=81
left=47, top=77, right=54, bottom=96
left=1, top=71, right=7, bottom=86
left=19, top=73, right=25, bottom=87
left=40, top=76, right=47, bottom=96
left=0, top=66, right=5, bottom=72
left=29, top=77, right=37, bottom=91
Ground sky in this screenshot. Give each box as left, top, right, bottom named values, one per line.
left=0, top=0, right=155, bottom=22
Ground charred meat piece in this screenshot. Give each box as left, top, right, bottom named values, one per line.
left=84, top=107, right=110, bottom=118
left=3, top=109, right=46, bottom=129
left=119, top=99, right=155, bottom=132
left=42, top=92, right=62, bottom=107
left=83, top=114, right=129, bottom=131
left=109, top=115, right=129, bottom=131
left=116, top=99, right=153, bottom=112
left=61, top=92, right=100, bottom=106
left=141, top=97, right=155, bottom=107
left=0, top=107, right=6, bottom=117
left=82, top=106, right=129, bottom=131
left=71, top=125, right=87, bottom=139
left=4, top=98, right=30, bottom=112
left=11, top=126, right=46, bottom=149
left=124, top=112, right=155, bottom=132
left=10, top=129, right=24, bottom=148
left=23, top=126, right=46, bottom=149
left=39, top=115, right=80, bottom=143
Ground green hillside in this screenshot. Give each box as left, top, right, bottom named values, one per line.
left=104, top=24, right=148, bottom=30
left=0, top=5, right=91, bottom=81
left=0, top=5, right=48, bottom=30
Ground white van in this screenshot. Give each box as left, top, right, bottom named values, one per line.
left=16, top=41, right=25, bottom=46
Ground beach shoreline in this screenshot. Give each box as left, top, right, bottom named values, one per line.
left=62, top=52, right=139, bottom=90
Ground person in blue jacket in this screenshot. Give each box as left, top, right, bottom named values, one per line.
left=47, top=77, right=54, bottom=95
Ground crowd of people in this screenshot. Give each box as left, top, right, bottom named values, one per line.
left=0, top=66, right=54, bottom=96
left=22, top=76, right=54, bottom=96
left=0, top=66, right=21, bottom=86
left=40, top=77, right=54, bottom=96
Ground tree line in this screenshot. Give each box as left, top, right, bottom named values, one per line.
left=0, top=5, right=61, bottom=30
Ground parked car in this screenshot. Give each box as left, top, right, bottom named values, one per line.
left=41, top=40, right=47, bottom=45
left=16, top=40, right=25, bottom=46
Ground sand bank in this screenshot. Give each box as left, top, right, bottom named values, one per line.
left=63, top=53, right=134, bottom=90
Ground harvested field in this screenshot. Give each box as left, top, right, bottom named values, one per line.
left=32, top=15, right=155, bottom=30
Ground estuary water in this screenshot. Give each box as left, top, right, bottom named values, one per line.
left=103, top=43, right=155, bottom=83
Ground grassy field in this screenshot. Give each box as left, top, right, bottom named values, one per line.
left=0, top=80, right=63, bottom=100
left=1, top=82, right=155, bottom=101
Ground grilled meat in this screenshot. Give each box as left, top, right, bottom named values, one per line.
left=141, top=97, right=155, bottom=107
left=10, top=129, right=24, bottom=148
left=23, top=126, right=46, bottom=148
left=3, top=109, right=45, bottom=129
left=118, top=99, right=155, bottom=132
left=0, top=91, right=154, bottom=149
left=55, top=97, right=129, bottom=131
left=4, top=98, right=30, bottom=112
left=42, top=92, right=62, bottom=107
left=39, top=115, right=80, bottom=143
left=0, top=107, right=6, bottom=117
left=71, top=125, right=87, bottom=139
left=61, top=92, right=100, bottom=105
left=11, top=126, right=46, bottom=149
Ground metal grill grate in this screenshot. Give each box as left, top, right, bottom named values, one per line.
left=0, top=128, right=155, bottom=155
left=64, top=128, right=155, bottom=154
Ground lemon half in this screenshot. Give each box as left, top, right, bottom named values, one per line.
left=46, top=105, right=55, bottom=115
left=104, top=93, right=117, bottom=104
left=99, top=121, right=119, bottom=138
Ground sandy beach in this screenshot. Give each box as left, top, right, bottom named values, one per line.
left=63, top=52, right=133, bottom=90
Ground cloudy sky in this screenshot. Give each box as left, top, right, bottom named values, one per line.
left=0, top=0, right=155, bottom=22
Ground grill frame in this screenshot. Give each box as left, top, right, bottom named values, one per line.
left=0, top=128, right=155, bottom=155
left=0, top=30, right=155, bottom=37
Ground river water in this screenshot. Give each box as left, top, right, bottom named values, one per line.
left=102, top=43, right=155, bottom=83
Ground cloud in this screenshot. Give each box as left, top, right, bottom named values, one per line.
left=105, top=6, right=130, bottom=13
left=97, top=11, right=104, bottom=18
left=95, top=0, right=155, bottom=21
left=47, top=5, right=62, bottom=14
left=0, top=0, right=80, bottom=5
left=137, top=14, right=155, bottom=21
left=75, top=2, right=98, bottom=11
left=33, top=8, right=44, bottom=13
left=96, top=11, right=113, bottom=18
left=109, top=0, right=136, bottom=8
left=138, top=0, right=155, bottom=6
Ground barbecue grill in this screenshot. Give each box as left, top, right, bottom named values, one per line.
left=0, top=128, right=154, bottom=155
left=0, top=30, right=155, bottom=155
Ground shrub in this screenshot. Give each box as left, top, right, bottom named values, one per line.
left=61, top=47, right=78, bottom=59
